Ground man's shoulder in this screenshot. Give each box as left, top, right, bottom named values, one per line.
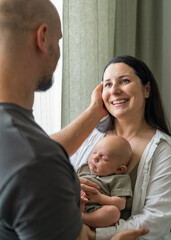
left=0, top=103, right=71, bottom=191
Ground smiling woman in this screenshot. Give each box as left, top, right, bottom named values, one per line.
left=33, top=0, right=63, bottom=135
left=71, top=55, right=171, bottom=240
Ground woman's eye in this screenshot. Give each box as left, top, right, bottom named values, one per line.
left=104, top=82, right=112, bottom=87
left=120, top=79, right=130, bottom=84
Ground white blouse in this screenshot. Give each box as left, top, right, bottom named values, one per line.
left=70, top=129, right=171, bottom=240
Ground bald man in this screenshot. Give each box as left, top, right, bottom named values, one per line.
left=0, top=0, right=107, bottom=239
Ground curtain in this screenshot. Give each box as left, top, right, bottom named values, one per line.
left=162, top=0, right=171, bottom=124
left=62, top=0, right=116, bottom=127
left=62, top=0, right=163, bottom=127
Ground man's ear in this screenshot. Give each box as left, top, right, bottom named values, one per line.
left=144, top=81, right=150, bottom=98
left=116, top=165, right=127, bottom=174
left=36, top=24, right=48, bottom=53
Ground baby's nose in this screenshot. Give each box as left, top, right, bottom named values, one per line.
left=93, top=155, right=99, bottom=162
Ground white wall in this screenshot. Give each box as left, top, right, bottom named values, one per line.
left=162, top=0, right=171, bottom=125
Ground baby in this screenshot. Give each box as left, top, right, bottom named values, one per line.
left=77, top=135, right=132, bottom=228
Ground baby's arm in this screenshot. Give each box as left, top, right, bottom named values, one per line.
left=87, top=191, right=126, bottom=210
left=82, top=192, right=126, bottom=227
left=99, top=194, right=126, bottom=210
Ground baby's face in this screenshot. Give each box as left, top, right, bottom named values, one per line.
left=88, top=141, right=119, bottom=176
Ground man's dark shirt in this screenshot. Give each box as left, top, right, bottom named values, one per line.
left=0, top=103, right=82, bottom=240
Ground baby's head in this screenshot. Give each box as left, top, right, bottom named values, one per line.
left=88, top=135, right=132, bottom=176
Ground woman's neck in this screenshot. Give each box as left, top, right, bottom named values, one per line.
left=114, top=117, right=148, bottom=142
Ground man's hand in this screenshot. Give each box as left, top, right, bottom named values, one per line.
left=89, top=83, right=108, bottom=119
left=111, top=227, right=149, bottom=240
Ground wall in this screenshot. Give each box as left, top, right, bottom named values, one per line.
left=162, top=0, right=171, bottom=126
left=163, top=2, right=171, bottom=238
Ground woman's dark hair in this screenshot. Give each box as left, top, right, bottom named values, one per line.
left=97, top=55, right=171, bottom=136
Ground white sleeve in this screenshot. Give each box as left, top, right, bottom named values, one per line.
left=96, top=140, right=171, bottom=240
left=70, top=128, right=105, bottom=170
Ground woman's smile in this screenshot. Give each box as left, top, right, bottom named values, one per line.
left=111, top=98, right=129, bottom=106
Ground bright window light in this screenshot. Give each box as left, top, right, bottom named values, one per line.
left=33, top=0, right=63, bottom=135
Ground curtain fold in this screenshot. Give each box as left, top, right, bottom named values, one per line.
left=62, top=0, right=116, bottom=127
left=135, top=0, right=163, bottom=88
left=62, top=0, right=163, bottom=127
left=114, top=0, right=138, bottom=56
left=114, top=0, right=163, bottom=86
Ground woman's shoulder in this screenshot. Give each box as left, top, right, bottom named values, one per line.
left=144, top=129, right=171, bottom=164
left=154, top=129, right=171, bottom=146
left=137, top=129, right=171, bottom=170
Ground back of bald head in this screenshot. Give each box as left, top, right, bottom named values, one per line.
left=0, top=0, right=59, bottom=40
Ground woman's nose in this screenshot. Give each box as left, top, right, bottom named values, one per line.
left=110, top=82, right=121, bottom=95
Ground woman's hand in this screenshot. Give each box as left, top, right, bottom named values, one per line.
left=79, top=177, right=100, bottom=194
left=89, top=83, right=108, bottom=119
left=111, top=227, right=149, bottom=240
left=86, top=190, right=102, bottom=203
left=79, top=177, right=101, bottom=205
left=80, top=190, right=88, bottom=212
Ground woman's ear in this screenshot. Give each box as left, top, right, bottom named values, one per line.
left=144, top=81, right=150, bottom=98
left=36, top=24, right=48, bottom=53
left=116, top=165, right=127, bottom=174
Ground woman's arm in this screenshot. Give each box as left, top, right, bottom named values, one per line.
left=51, top=83, right=107, bottom=156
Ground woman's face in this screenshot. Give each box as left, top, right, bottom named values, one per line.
left=102, top=62, right=150, bottom=120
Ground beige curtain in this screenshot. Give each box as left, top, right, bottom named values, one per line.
left=62, top=0, right=163, bottom=127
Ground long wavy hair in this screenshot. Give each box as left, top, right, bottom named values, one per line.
left=97, top=55, right=171, bottom=136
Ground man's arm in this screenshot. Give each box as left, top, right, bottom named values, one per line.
left=51, top=83, right=107, bottom=156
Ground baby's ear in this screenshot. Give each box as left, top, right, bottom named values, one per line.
left=116, top=165, right=127, bottom=174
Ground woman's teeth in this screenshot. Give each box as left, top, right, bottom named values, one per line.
left=113, top=99, right=127, bottom=104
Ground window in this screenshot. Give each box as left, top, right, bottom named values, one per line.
left=33, top=0, right=63, bottom=135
